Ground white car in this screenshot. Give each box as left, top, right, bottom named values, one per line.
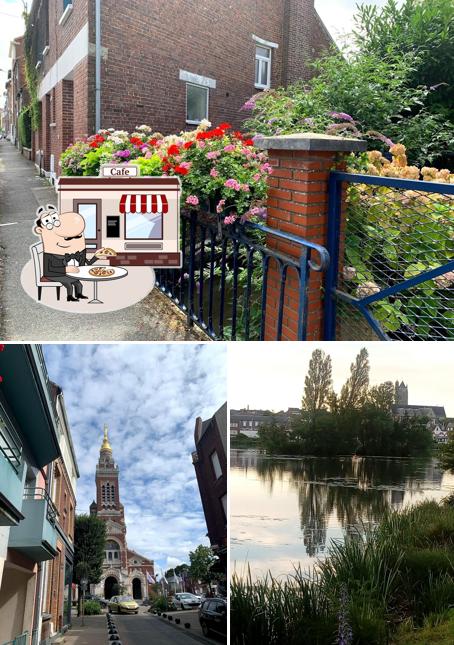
left=173, top=592, right=202, bottom=610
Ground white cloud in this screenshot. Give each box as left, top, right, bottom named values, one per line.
left=43, top=343, right=227, bottom=571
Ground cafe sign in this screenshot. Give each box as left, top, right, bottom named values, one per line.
left=100, top=164, right=139, bottom=177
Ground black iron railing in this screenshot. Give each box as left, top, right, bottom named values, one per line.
left=155, top=209, right=329, bottom=340
left=0, top=405, right=22, bottom=473
left=23, top=487, right=59, bottom=524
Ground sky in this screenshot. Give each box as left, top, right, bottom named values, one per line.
left=43, top=343, right=227, bottom=575
left=0, top=0, right=402, bottom=98
left=229, top=342, right=454, bottom=417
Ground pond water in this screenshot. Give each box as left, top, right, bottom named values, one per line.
left=231, top=449, right=454, bottom=580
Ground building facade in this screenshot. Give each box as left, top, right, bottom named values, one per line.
left=89, top=427, right=155, bottom=601
left=393, top=381, right=446, bottom=420
left=23, top=0, right=332, bottom=181
left=230, top=407, right=301, bottom=438
left=192, top=403, right=227, bottom=571
left=0, top=345, right=78, bottom=645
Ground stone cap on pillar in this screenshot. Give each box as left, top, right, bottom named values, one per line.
left=254, top=132, right=367, bottom=153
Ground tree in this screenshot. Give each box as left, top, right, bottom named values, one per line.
left=188, top=545, right=216, bottom=584
left=302, top=349, right=333, bottom=416
left=368, top=382, right=395, bottom=413
left=257, top=421, right=290, bottom=454
left=339, top=348, right=370, bottom=411
left=73, top=514, right=107, bottom=587
left=440, top=431, right=454, bottom=471
left=353, top=0, right=454, bottom=121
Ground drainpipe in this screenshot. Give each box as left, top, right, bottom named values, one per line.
left=31, top=467, right=52, bottom=645
left=95, top=0, right=101, bottom=132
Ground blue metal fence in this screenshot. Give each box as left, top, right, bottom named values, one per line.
left=325, top=172, right=454, bottom=341
left=155, top=209, right=329, bottom=340
left=2, top=632, right=28, bottom=645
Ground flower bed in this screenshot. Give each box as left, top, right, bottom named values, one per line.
left=60, top=121, right=269, bottom=222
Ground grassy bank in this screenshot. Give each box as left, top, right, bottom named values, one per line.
left=231, top=500, right=454, bottom=645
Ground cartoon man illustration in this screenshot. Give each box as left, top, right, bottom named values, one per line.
left=34, top=204, right=106, bottom=302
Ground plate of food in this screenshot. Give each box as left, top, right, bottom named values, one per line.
left=95, top=247, right=117, bottom=257
left=89, top=267, right=115, bottom=278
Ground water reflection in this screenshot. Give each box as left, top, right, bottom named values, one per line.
left=231, top=449, right=454, bottom=578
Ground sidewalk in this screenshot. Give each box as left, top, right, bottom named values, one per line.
left=0, top=141, right=207, bottom=341
left=58, top=616, right=107, bottom=645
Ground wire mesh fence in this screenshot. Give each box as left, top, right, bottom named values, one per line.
left=326, top=173, right=454, bottom=341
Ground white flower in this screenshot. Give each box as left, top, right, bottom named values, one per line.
left=108, top=136, right=124, bottom=144
left=434, top=271, right=454, bottom=289
left=343, top=266, right=357, bottom=281
left=355, top=281, right=380, bottom=298
left=137, top=124, right=152, bottom=132
left=197, top=119, right=211, bottom=131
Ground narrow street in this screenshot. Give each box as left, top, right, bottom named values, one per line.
left=114, top=612, right=221, bottom=645
left=0, top=141, right=206, bottom=341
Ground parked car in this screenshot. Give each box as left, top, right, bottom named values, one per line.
left=108, top=595, right=139, bottom=614
left=172, top=592, right=202, bottom=610
left=198, top=597, right=227, bottom=638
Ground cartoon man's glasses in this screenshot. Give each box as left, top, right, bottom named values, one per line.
left=41, top=214, right=61, bottom=230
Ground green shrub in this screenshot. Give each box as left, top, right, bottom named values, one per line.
left=17, top=107, right=32, bottom=148
left=153, top=596, right=169, bottom=612
left=82, top=600, right=102, bottom=615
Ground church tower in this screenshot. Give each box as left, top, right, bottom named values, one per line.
left=90, top=426, right=155, bottom=601
left=395, top=381, right=408, bottom=406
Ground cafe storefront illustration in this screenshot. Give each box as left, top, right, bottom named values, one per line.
left=57, top=167, right=182, bottom=267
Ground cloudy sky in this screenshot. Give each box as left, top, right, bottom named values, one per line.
left=43, top=343, right=226, bottom=575
left=0, top=0, right=400, bottom=96
left=229, top=342, right=454, bottom=417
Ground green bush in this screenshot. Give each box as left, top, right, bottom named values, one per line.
left=153, top=596, right=169, bottom=612
left=82, top=600, right=102, bottom=615
left=17, top=107, right=32, bottom=148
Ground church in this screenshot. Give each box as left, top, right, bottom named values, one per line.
left=89, top=427, right=155, bottom=600
left=393, top=381, right=446, bottom=420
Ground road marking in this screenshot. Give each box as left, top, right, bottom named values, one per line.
left=0, top=222, right=18, bottom=227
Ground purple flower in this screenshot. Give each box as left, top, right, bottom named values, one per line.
left=224, top=214, right=237, bottom=225
left=115, top=149, right=131, bottom=158
left=241, top=97, right=256, bottom=111
left=304, top=117, right=315, bottom=127
left=328, top=111, right=355, bottom=123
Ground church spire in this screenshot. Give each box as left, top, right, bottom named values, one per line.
left=101, top=424, right=112, bottom=453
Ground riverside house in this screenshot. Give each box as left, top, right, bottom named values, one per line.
left=22, top=0, right=332, bottom=182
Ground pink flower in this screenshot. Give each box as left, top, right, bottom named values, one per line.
left=216, top=199, right=226, bottom=214
left=253, top=173, right=261, bottom=181
left=198, top=141, right=206, bottom=148
left=224, top=178, right=241, bottom=191
left=179, top=161, right=192, bottom=170
left=210, top=167, right=219, bottom=178
left=223, top=144, right=235, bottom=152
left=206, top=151, right=220, bottom=160
left=260, top=162, right=273, bottom=174
left=224, top=214, right=237, bottom=225
left=240, top=184, right=250, bottom=192
left=186, top=195, right=199, bottom=206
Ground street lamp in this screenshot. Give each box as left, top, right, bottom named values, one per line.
left=80, top=577, right=88, bottom=627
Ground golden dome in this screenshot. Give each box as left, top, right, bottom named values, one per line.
left=101, top=425, right=112, bottom=452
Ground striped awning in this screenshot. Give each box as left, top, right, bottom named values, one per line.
left=119, top=194, right=169, bottom=214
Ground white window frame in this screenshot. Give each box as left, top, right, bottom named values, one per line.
left=210, top=450, right=222, bottom=480
left=185, top=83, right=209, bottom=125
left=255, top=45, right=271, bottom=90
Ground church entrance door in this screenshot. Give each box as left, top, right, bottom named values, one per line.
left=132, top=578, right=142, bottom=600
left=104, top=576, right=118, bottom=600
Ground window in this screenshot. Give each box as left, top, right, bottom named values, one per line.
left=186, top=83, right=208, bottom=124
left=125, top=212, right=162, bottom=239
left=106, top=540, right=120, bottom=562
left=210, top=450, right=222, bottom=480
left=255, top=45, right=271, bottom=89
left=73, top=199, right=101, bottom=248
left=221, top=494, right=227, bottom=521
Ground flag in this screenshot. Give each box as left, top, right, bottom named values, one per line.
left=146, top=571, right=155, bottom=584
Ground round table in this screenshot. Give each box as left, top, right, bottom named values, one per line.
left=74, top=266, right=128, bottom=304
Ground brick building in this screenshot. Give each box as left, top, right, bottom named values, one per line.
left=230, top=406, right=301, bottom=438
left=192, top=403, right=227, bottom=572
left=89, top=426, right=155, bottom=600
left=24, top=0, right=332, bottom=181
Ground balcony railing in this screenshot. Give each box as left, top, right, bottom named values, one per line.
left=23, top=487, right=58, bottom=524
left=2, top=631, right=28, bottom=645
left=0, top=405, right=22, bottom=473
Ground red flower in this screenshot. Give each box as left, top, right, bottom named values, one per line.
left=183, top=141, right=194, bottom=149
left=196, top=131, right=208, bottom=140
left=167, top=144, right=180, bottom=156
left=243, top=138, right=254, bottom=146
left=174, top=165, right=189, bottom=175
left=148, top=138, right=158, bottom=146
left=0, top=344, right=4, bottom=351
left=129, top=136, right=143, bottom=147
left=233, top=131, right=243, bottom=140
left=218, top=122, right=232, bottom=130
left=89, top=141, right=99, bottom=148
left=162, top=163, right=171, bottom=172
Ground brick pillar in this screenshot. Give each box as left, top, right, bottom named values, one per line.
left=255, top=133, right=366, bottom=341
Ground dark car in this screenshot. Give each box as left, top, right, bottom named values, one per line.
left=198, top=597, right=227, bottom=639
